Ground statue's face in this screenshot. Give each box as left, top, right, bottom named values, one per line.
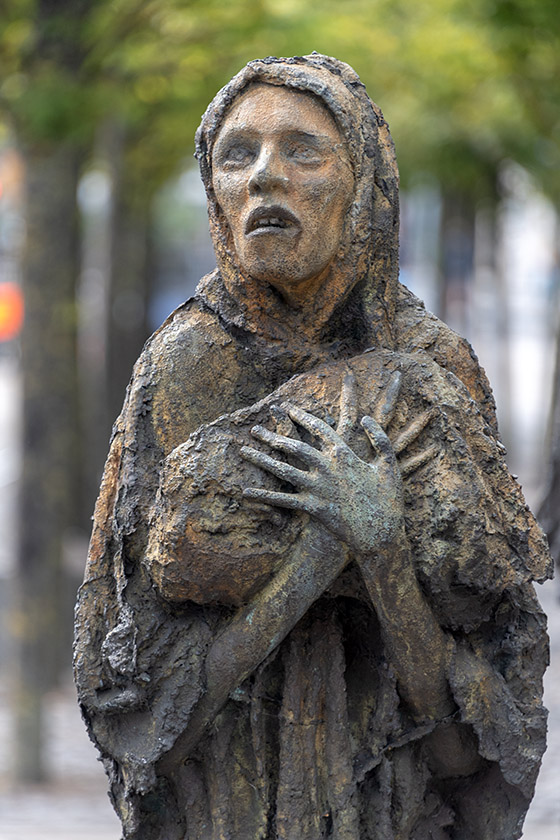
left=212, top=84, right=354, bottom=306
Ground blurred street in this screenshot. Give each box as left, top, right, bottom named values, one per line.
left=0, top=354, right=558, bottom=838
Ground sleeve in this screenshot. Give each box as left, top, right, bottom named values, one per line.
left=73, top=351, right=212, bottom=835
left=400, top=357, right=551, bottom=809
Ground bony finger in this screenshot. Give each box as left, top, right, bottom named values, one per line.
left=286, top=404, right=340, bottom=446
left=240, top=446, right=313, bottom=488
left=250, top=424, right=324, bottom=468
left=361, top=415, right=395, bottom=460
left=250, top=424, right=270, bottom=439
left=337, top=371, right=358, bottom=439
left=400, top=445, right=439, bottom=476
left=243, top=487, right=309, bottom=513
left=375, top=370, right=401, bottom=428
left=393, top=408, right=436, bottom=455
left=250, top=424, right=289, bottom=448
left=240, top=444, right=281, bottom=472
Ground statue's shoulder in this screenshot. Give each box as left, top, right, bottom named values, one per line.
left=147, top=287, right=232, bottom=366
left=394, top=283, right=498, bottom=433
left=85, top=287, right=234, bottom=578
left=120, top=277, right=244, bottom=452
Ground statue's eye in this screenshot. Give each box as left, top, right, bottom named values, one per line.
left=220, top=143, right=255, bottom=167
left=285, top=141, right=323, bottom=165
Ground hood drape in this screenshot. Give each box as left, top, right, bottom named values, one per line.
left=195, top=53, right=400, bottom=350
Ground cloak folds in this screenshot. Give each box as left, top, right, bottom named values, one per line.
left=74, top=54, right=551, bottom=840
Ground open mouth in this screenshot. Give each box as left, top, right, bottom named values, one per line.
left=245, top=206, right=300, bottom=235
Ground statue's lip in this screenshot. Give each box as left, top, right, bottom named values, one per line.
left=245, top=206, right=300, bottom=235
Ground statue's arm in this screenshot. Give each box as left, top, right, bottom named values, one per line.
left=354, top=529, right=486, bottom=777
left=242, top=405, right=453, bottom=717
left=356, top=527, right=454, bottom=720
left=158, top=520, right=348, bottom=773
left=241, top=404, right=482, bottom=777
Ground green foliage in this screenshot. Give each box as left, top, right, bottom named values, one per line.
left=0, top=1, right=100, bottom=145
left=482, top=0, right=560, bottom=196
left=0, top=0, right=558, bottom=198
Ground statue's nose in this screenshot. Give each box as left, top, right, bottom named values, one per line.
left=248, top=147, right=288, bottom=193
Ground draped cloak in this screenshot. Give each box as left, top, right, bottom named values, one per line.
left=73, top=55, right=552, bottom=840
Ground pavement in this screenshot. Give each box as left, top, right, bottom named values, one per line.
left=0, top=353, right=559, bottom=839
left=521, top=578, right=560, bottom=840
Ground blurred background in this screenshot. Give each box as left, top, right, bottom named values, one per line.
left=0, top=0, right=559, bottom=836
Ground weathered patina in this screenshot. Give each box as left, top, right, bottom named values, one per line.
left=74, top=54, right=551, bottom=840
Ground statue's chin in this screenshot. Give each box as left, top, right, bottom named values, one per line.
left=235, top=236, right=335, bottom=305
left=242, top=262, right=332, bottom=309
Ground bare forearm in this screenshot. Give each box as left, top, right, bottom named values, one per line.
left=158, top=521, right=348, bottom=772
left=358, top=527, right=455, bottom=722
left=205, top=522, right=346, bottom=691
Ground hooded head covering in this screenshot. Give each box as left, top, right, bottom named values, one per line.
left=195, top=54, right=400, bottom=349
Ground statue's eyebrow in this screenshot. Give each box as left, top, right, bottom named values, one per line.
left=215, top=126, right=337, bottom=146
left=213, top=127, right=255, bottom=146
left=283, top=130, right=335, bottom=147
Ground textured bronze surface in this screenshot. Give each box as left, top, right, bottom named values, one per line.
left=74, top=54, right=551, bottom=840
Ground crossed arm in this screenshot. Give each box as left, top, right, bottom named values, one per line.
left=159, top=374, right=461, bottom=775
left=241, top=374, right=454, bottom=723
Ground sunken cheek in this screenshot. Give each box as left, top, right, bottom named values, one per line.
left=243, top=173, right=331, bottom=215
left=213, top=163, right=348, bottom=238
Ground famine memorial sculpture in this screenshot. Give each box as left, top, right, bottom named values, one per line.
left=74, top=54, right=552, bottom=840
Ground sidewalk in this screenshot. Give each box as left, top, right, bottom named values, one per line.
left=522, top=579, right=560, bottom=839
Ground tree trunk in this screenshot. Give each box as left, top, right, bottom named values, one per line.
left=15, top=142, right=83, bottom=782
left=539, top=338, right=560, bottom=560
left=77, top=122, right=154, bottom=517
left=106, top=126, right=153, bottom=426
left=538, top=211, right=560, bottom=561
left=472, top=198, right=513, bottom=452
left=438, top=192, right=475, bottom=333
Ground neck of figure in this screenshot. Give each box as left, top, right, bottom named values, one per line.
left=219, top=259, right=357, bottom=347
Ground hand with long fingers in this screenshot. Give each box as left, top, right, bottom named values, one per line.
left=242, top=404, right=405, bottom=558
left=240, top=370, right=438, bottom=558
left=372, top=369, right=438, bottom=477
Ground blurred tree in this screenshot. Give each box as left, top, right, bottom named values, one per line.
left=82, top=0, right=280, bottom=450
left=0, top=0, right=100, bottom=782
left=82, top=0, right=560, bottom=412
left=484, top=0, right=560, bottom=198
left=483, top=0, right=560, bottom=555
left=540, top=325, right=560, bottom=560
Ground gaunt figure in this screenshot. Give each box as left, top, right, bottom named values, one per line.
left=74, top=54, right=551, bottom=840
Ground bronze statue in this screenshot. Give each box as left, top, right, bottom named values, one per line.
left=74, top=54, right=551, bottom=840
